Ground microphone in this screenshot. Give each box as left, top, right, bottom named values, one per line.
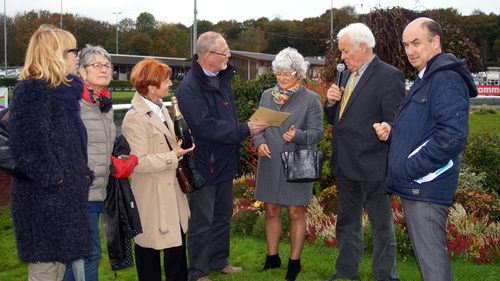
left=336, top=61, right=345, bottom=86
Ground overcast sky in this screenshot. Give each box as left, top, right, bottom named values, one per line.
left=3, top=0, right=499, bottom=26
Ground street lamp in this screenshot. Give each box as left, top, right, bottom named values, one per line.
left=113, top=12, right=121, bottom=54
left=330, top=0, right=333, bottom=39
left=193, top=0, right=197, bottom=57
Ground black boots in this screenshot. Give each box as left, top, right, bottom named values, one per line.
left=285, top=258, right=301, bottom=281
left=262, top=254, right=281, bottom=271
left=262, top=255, right=301, bottom=280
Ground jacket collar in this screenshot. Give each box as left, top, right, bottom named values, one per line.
left=191, top=53, right=237, bottom=90
left=130, top=92, right=175, bottom=141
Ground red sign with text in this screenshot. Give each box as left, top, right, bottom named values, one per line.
left=477, top=85, right=500, bottom=96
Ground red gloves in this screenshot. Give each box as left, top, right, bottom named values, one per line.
left=111, top=155, right=138, bottom=178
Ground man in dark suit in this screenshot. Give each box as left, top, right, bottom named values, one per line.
left=322, top=23, right=405, bottom=281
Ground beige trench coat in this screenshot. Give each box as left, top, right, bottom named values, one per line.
left=122, top=93, right=189, bottom=250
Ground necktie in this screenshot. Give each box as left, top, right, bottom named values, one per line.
left=339, top=71, right=358, bottom=120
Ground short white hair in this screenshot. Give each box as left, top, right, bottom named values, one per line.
left=337, top=23, right=375, bottom=49
left=272, top=47, right=309, bottom=80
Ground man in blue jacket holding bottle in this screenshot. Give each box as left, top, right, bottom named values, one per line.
left=374, top=17, right=477, bottom=281
left=175, top=31, right=268, bottom=281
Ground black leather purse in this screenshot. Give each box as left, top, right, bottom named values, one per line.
left=280, top=135, right=324, bottom=183
left=0, top=108, right=25, bottom=177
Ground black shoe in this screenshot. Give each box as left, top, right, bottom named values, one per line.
left=285, top=258, right=301, bottom=281
left=262, top=254, right=281, bottom=271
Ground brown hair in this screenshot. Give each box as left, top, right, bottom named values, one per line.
left=130, top=58, right=172, bottom=96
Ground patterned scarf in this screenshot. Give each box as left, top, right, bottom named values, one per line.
left=81, top=80, right=112, bottom=113
left=271, top=81, right=301, bottom=107
left=144, top=96, right=164, bottom=109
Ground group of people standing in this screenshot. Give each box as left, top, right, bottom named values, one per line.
left=8, top=15, right=476, bottom=281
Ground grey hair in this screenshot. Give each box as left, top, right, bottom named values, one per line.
left=272, top=47, right=309, bottom=80
left=78, top=44, right=112, bottom=68
left=196, top=31, right=223, bottom=59
left=337, top=23, right=375, bottom=49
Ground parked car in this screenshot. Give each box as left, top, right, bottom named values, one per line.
left=7, top=69, right=20, bottom=78
left=0, top=70, right=5, bottom=78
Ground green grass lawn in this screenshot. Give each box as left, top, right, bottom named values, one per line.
left=0, top=206, right=498, bottom=281
left=468, top=109, right=499, bottom=134
left=1, top=97, right=497, bottom=280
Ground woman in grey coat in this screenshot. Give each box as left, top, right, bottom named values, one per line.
left=253, top=47, right=323, bottom=281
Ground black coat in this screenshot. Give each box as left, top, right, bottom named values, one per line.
left=9, top=78, right=93, bottom=263
left=104, top=134, right=142, bottom=271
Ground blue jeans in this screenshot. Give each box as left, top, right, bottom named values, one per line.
left=63, top=212, right=102, bottom=281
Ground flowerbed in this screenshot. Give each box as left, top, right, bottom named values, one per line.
left=232, top=175, right=500, bottom=264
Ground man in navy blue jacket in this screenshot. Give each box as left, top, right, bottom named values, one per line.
left=374, top=18, right=477, bottom=281
left=175, top=31, right=268, bottom=281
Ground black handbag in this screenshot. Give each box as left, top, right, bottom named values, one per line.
left=280, top=137, right=324, bottom=183
left=0, top=108, right=24, bottom=178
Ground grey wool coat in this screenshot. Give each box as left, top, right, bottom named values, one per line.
left=253, top=85, right=323, bottom=206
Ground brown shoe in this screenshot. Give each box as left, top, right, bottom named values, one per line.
left=220, top=264, right=243, bottom=274
left=196, top=276, right=212, bottom=281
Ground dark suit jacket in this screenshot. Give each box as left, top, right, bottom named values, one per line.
left=324, top=55, right=405, bottom=182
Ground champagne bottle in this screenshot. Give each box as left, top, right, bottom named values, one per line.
left=171, top=96, right=193, bottom=149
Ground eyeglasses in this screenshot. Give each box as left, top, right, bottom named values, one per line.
left=209, top=50, right=230, bottom=57
left=274, top=71, right=296, bottom=78
left=66, top=47, right=79, bottom=57
left=85, top=63, right=113, bottom=70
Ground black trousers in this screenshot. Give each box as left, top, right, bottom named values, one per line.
left=134, top=231, right=188, bottom=281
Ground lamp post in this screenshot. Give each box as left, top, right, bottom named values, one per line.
left=193, top=0, right=197, bottom=57
left=113, top=12, right=121, bottom=54
left=330, top=0, right=333, bottom=39
left=4, top=0, right=7, bottom=75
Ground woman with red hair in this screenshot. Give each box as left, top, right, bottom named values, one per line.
left=122, top=58, right=194, bottom=281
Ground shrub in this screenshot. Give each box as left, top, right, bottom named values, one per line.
left=470, top=105, right=497, bottom=114
left=463, top=132, right=500, bottom=195
left=447, top=203, right=500, bottom=264
left=108, top=80, right=134, bottom=90
left=250, top=208, right=290, bottom=241
left=453, top=188, right=500, bottom=223
left=305, top=196, right=337, bottom=247
left=458, top=164, right=487, bottom=190
left=231, top=209, right=259, bottom=236
left=0, top=78, right=18, bottom=88
left=318, top=184, right=339, bottom=215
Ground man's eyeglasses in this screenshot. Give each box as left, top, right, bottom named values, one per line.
left=66, top=47, right=79, bottom=57
left=209, top=50, right=229, bottom=57
left=85, top=63, right=113, bottom=70
left=274, top=71, right=296, bottom=78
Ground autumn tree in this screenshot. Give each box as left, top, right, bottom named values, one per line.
left=323, top=8, right=488, bottom=82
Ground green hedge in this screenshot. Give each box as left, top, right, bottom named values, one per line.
left=0, top=78, right=19, bottom=88
left=463, top=132, right=500, bottom=195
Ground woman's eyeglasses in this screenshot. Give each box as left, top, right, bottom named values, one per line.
left=66, top=47, right=79, bottom=57
left=274, top=71, right=296, bottom=78
left=85, top=63, right=113, bottom=70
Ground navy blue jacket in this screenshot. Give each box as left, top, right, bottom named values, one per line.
left=386, top=53, right=477, bottom=205
left=10, top=77, right=94, bottom=263
left=174, top=54, right=250, bottom=186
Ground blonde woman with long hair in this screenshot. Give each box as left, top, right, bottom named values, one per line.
left=9, top=25, right=93, bottom=281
